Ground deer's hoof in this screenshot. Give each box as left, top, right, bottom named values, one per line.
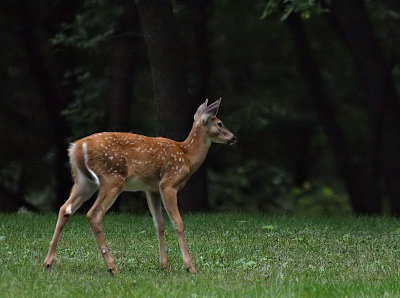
left=186, top=266, right=197, bottom=274
left=108, top=268, right=119, bottom=276
left=44, top=262, right=52, bottom=270
left=160, top=263, right=169, bottom=271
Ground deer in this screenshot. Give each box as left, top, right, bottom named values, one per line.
left=43, top=99, right=237, bottom=275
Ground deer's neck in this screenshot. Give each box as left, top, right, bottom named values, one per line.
left=180, top=122, right=211, bottom=172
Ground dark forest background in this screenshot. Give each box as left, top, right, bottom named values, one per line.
left=1, top=0, right=400, bottom=216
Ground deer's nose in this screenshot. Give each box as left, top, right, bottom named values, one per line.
left=228, top=135, right=237, bottom=145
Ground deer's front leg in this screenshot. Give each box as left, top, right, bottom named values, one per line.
left=146, top=191, right=168, bottom=270
left=159, top=183, right=196, bottom=273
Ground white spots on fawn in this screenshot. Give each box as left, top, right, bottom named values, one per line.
left=112, top=173, right=124, bottom=180
left=80, top=133, right=197, bottom=186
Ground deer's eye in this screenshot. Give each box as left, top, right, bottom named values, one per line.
left=217, top=122, right=223, bottom=128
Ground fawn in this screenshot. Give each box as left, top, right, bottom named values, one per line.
left=43, top=99, right=237, bottom=274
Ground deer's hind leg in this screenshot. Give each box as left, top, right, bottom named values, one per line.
left=86, top=180, right=123, bottom=275
left=44, top=178, right=97, bottom=270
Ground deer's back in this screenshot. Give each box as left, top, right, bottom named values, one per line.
left=70, top=132, right=187, bottom=191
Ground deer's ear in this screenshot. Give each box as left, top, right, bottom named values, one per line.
left=194, top=99, right=208, bottom=120
left=201, top=98, right=221, bottom=124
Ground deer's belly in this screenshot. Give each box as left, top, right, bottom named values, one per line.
left=123, top=176, right=157, bottom=192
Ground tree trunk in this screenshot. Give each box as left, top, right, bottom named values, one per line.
left=20, top=1, right=72, bottom=211
left=136, top=0, right=193, bottom=139
left=287, top=14, right=382, bottom=214
left=181, top=0, right=212, bottom=100
left=106, top=1, right=139, bottom=213
left=107, top=1, right=138, bottom=133
left=179, top=0, right=213, bottom=212
left=330, top=0, right=400, bottom=215
left=136, top=0, right=209, bottom=212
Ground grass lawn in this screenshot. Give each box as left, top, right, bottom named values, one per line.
left=1, top=212, right=400, bottom=297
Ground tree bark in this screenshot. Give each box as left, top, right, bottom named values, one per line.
left=179, top=0, right=213, bottom=212
left=106, top=1, right=139, bottom=212
left=287, top=14, right=382, bottom=214
left=136, top=0, right=193, bottom=139
left=107, top=2, right=138, bottom=132
left=330, top=0, right=400, bottom=215
left=181, top=0, right=212, bottom=100
left=136, top=0, right=209, bottom=212
left=20, top=0, right=72, bottom=211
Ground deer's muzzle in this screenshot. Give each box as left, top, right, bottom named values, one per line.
left=227, top=135, right=238, bottom=145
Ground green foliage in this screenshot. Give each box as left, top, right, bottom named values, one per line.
left=261, top=0, right=328, bottom=20
left=52, top=0, right=122, bottom=50
left=292, top=182, right=352, bottom=216
left=2, top=213, right=400, bottom=296
left=53, top=0, right=126, bottom=140
left=209, top=161, right=292, bottom=212
left=62, top=69, right=108, bottom=139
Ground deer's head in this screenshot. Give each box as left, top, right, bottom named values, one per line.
left=194, top=99, right=237, bottom=145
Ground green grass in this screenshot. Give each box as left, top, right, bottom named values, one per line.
left=1, top=213, right=400, bottom=297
